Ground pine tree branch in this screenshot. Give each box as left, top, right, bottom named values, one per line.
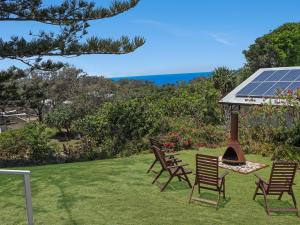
left=0, top=0, right=140, bottom=25
left=0, top=0, right=145, bottom=70
left=0, top=36, right=145, bottom=58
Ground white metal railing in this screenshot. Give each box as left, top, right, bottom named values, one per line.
left=0, top=170, right=34, bottom=225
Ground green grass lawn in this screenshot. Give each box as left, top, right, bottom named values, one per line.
left=0, top=148, right=299, bottom=225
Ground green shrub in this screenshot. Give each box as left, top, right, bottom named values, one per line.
left=45, top=104, right=77, bottom=134
left=198, top=124, right=227, bottom=148
left=74, top=98, right=168, bottom=157
left=0, top=123, right=57, bottom=161
left=240, top=94, right=300, bottom=161
left=157, top=79, right=222, bottom=125
left=162, top=117, right=226, bottom=149
left=0, top=128, right=27, bottom=160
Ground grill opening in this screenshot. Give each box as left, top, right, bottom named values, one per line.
left=223, top=147, right=238, bottom=161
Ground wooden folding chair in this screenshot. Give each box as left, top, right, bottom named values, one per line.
left=146, top=138, right=180, bottom=174
left=189, top=154, right=228, bottom=208
left=151, top=145, right=192, bottom=192
left=253, top=161, right=299, bottom=217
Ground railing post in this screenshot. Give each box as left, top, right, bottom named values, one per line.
left=23, top=173, right=34, bottom=225
left=0, top=170, right=34, bottom=225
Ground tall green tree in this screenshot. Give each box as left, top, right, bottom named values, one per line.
left=243, top=23, right=300, bottom=72
left=22, top=70, right=51, bottom=122
left=211, top=67, right=236, bottom=97
left=48, top=66, right=85, bottom=106
left=0, top=0, right=145, bottom=70
left=0, top=67, right=25, bottom=112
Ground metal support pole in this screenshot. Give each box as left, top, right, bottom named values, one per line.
left=23, top=174, right=34, bottom=225
left=0, top=170, right=34, bottom=225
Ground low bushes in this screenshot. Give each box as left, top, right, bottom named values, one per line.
left=162, top=117, right=226, bottom=149
left=74, top=98, right=168, bottom=157
left=45, top=104, right=77, bottom=135
left=0, top=123, right=57, bottom=164
left=3, top=77, right=299, bottom=166
left=240, top=95, right=300, bottom=162
left=157, top=79, right=223, bottom=125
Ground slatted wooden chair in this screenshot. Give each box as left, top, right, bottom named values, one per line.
left=147, top=138, right=180, bottom=174
left=151, top=145, right=192, bottom=191
left=253, top=162, right=299, bottom=217
left=189, top=154, right=228, bottom=208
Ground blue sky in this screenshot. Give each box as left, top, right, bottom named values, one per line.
left=1, top=0, right=300, bottom=77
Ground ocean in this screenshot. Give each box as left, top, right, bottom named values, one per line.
left=110, top=72, right=212, bottom=86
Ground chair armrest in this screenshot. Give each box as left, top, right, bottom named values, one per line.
left=254, top=173, right=268, bottom=184
left=167, top=163, right=189, bottom=169
left=165, top=152, right=180, bottom=156
left=163, top=155, right=179, bottom=160
left=166, top=158, right=182, bottom=163
left=174, top=159, right=182, bottom=163
left=219, top=171, right=229, bottom=179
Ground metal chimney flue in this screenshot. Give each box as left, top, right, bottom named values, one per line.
left=222, top=112, right=246, bottom=165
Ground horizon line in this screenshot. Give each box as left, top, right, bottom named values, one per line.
left=104, top=71, right=212, bottom=79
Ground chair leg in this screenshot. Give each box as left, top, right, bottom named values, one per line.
left=216, top=189, right=221, bottom=209
left=189, top=181, right=197, bottom=203
left=278, top=192, right=283, bottom=200
left=152, top=169, right=163, bottom=184
left=178, top=176, right=182, bottom=182
left=181, top=168, right=192, bottom=188
left=253, top=183, right=259, bottom=200
left=198, top=184, right=200, bottom=194
left=161, top=174, right=174, bottom=192
left=262, top=188, right=270, bottom=216
left=222, top=178, right=226, bottom=199
left=290, top=188, right=299, bottom=217
left=147, top=159, right=157, bottom=173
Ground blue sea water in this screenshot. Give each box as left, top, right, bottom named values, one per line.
left=110, top=72, right=212, bottom=86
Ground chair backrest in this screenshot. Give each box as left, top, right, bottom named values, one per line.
left=268, top=162, right=298, bottom=194
left=152, top=145, right=170, bottom=170
left=150, top=137, right=178, bottom=150
left=149, top=138, right=162, bottom=148
left=196, top=154, right=219, bottom=187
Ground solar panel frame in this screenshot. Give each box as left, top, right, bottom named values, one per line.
left=220, top=67, right=300, bottom=106
left=235, top=68, right=300, bottom=98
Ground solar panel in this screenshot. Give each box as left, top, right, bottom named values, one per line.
left=266, top=70, right=289, bottom=81
left=249, top=82, right=276, bottom=96
left=236, top=69, right=300, bottom=98
left=264, top=82, right=291, bottom=96
left=281, top=70, right=300, bottom=81
left=252, top=71, right=274, bottom=82
left=287, top=82, right=300, bottom=92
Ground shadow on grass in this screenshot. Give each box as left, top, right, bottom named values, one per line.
left=153, top=179, right=192, bottom=192
left=149, top=170, right=193, bottom=192
left=48, top=177, right=78, bottom=225
left=190, top=192, right=231, bottom=209
left=256, top=198, right=299, bottom=217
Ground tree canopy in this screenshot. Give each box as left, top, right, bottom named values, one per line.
left=211, top=67, right=236, bottom=97
left=243, top=22, right=300, bottom=72
left=0, top=67, right=25, bottom=111
left=0, top=0, right=145, bottom=70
